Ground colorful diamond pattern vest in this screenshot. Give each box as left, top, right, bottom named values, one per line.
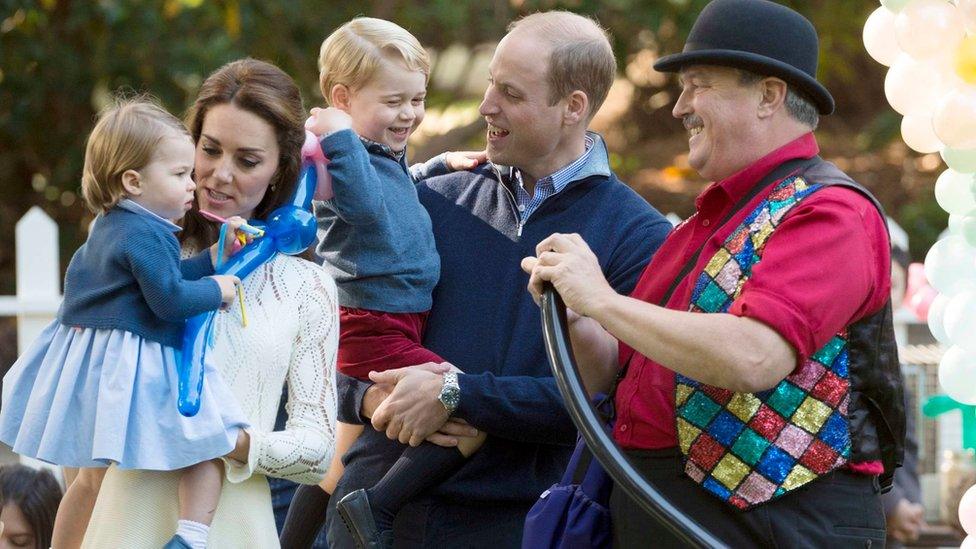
left=675, top=175, right=852, bottom=510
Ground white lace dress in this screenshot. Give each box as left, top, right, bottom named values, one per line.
left=83, top=255, right=338, bottom=548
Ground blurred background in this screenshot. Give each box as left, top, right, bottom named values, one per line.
left=0, top=0, right=944, bottom=379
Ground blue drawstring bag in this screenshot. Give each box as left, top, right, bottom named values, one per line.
left=522, top=436, right=612, bottom=549
left=522, top=395, right=613, bottom=549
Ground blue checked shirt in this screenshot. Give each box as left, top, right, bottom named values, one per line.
left=512, top=133, right=595, bottom=223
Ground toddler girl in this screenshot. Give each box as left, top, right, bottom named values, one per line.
left=0, top=98, right=250, bottom=549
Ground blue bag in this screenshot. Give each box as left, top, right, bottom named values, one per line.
left=522, top=434, right=613, bottom=549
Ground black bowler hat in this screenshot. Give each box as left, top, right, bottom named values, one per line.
left=654, top=0, right=834, bottom=115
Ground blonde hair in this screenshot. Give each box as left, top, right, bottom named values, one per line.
left=318, top=17, right=430, bottom=104
left=508, top=12, right=616, bottom=120
left=81, top=97, right=189, bottom=214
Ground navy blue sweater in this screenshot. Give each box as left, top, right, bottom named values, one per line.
left=314, top=129, right=441, bottom=312
left=59, top=201, right=222, bottom=348
left=338, top=143, right=673, bottom=504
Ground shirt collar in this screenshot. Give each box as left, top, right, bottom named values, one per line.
left=694, top=132, right=820, bottom=210
left=504, top=131, right=610, bottom=189
left=359, top=136, right=406, bottom=162
left=117, top=199, right=182, bottom=232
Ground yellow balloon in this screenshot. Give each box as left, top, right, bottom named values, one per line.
left=956, top=35, right=976, bottom=84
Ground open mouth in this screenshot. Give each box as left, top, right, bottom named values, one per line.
left=389, top=127, right=410, bottom=139
left=205, top=188, right=232, bottom=204
left=689, top=126, right=703, bottom=138
left=488, top=124, right=510, bottom=140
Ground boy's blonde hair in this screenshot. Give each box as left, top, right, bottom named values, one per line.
left=81, top=97, right=189, bottom=214
left=318, top=17, right=430, bottom=104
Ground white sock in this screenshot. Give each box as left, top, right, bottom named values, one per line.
left=175, top=520, right=210, bottom=549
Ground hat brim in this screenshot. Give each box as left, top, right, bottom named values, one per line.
left=654, top=49, right=835, bottom=115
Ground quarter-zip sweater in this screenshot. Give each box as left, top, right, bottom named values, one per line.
left=337, top=135, right=674, bottom=504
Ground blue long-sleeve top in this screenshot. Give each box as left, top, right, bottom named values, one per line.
left=314, top=129, right=448, bottom=312
left=337, top=134, right=673, bottom=504
left=59, top=199, right=222, bottom=348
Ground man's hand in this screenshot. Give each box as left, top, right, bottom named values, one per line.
left=369, top=365, right=452, bottom=447
left=426, top=418, right=480, bottom=448
left=361, top=362, right=454, bottom=419
left=521, top=232, right=617, bottom=317
left=887, top=499, right=925, bottom=543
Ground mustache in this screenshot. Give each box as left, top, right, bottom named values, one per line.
left=682, top=115, right=704, bottom=130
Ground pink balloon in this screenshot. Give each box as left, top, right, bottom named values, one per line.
left=301, top=130, right=334, bottom=201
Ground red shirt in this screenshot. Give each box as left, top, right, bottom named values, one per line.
left=613, top=133, right=891, bottom=450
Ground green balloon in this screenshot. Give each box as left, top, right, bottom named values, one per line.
left=942, top=147, right=976, bottom=174
left=880, top=0, right=911, bottom=12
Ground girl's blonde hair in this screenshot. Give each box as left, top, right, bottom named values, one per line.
left=318, top=17, right=430, bottom=104
left=81, top=97, right=189, bottom=214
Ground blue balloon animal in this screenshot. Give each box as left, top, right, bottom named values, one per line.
left=178, top=131, right=330, bottom=416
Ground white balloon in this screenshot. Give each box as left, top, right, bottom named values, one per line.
left=935, top=168, right=976, bottom=215
left=895, top=0, right=966, bottom=59
left=959, top=0, right=976, bottom=34
left=901, top=112, right=943, bottom=153
left=938, top=345, right=976, bottom=404
left=945, top=290, right=976, bottom=351
left=864, top=7, right=902, bottom=66
left=924, top=235, right=976, bottom=295
left=960, top=483, right=976, bottom=535
left=933, top=88, right=976, bottom=149
left=929, top=292, right=952, bottom=343
left=885, top=55, right=947, bottom=115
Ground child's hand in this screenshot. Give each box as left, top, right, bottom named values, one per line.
left=211, top=275, right=241, bottom=310
left=208, top=216, right=253, bottom=266
left=444, top=150, right=488, bottom=171
left=306, top=107, right=353, bottom=138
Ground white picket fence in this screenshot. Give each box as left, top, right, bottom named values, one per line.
left=0, top=207, right=62, bottom=473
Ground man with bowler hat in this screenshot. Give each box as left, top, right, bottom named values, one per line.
left=521, top=0, right=906, bottom=545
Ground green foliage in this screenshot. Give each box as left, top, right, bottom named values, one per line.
left=0, top=0, right=936, bottom=295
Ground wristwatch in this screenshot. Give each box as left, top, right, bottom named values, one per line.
left=437, top=372, right=460, bottom=414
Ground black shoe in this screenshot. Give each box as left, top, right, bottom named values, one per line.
left=336, top=489, right=391, bottom=549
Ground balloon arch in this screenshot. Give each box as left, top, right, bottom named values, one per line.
left=863, top=0, right=976, bottom=542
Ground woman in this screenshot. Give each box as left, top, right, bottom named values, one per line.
left=0, top=464, right=63, bottom=549
left=82, top=58, right=338, bottom=548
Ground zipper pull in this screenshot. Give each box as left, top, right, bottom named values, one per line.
left=517, top=222, right=523, bottom=237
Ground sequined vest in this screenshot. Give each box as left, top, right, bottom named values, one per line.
left=674, top=160, right=905, bottom=510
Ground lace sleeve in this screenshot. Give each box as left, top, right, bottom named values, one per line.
left=231, top=262, right=339, bottom=484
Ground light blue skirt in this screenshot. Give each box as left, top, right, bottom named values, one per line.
left=0, top=322, right=249, bottom=470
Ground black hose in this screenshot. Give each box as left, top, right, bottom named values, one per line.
left=540, top=285, right=725, bottom=548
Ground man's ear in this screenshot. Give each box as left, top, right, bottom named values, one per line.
left=758, top=78, right=788, bottom=119
left=563, top=90, right=590, bottom=126
left=121, top=169, right=142, bottom=196
left=331, top=84, right=352, bottom=110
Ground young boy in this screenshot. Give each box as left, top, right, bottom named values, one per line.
left=280, top=17, right=486, bottom=549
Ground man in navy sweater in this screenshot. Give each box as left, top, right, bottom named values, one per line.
left=327, top=11, right=672, bottom=547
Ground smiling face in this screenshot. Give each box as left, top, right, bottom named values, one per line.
left=673, top=65, right=764, bottom=181
left=127, top=133, right=196, bottom=220
left=345, top=56, right=426, bottom=152
left=193, top=103, right=281, bottom=220
left=479, top=32, right=571, bottom=183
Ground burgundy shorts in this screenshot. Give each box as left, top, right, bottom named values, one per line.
left=337, top=306, right=445, bottom=380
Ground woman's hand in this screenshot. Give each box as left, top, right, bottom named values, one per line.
left=225, top=429, right=251, bottom=463
left=444, top=150, right=487, bottom=171
left=306, top=107, right=352, bottom=138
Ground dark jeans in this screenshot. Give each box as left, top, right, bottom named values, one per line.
left=610, top=449, right=886, bottom=548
